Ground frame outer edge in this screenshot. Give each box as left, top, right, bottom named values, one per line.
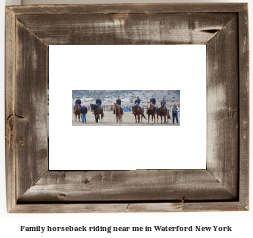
left=10, top=202, right=247, bottom=213
left=5, top=3, right=249, bottom=213
left=6, top=3, right=249, bottom=14
left=5, top=7, right=17, bottom=212
left=206, top=15, right=239, bottom=198
left=238, top=4, right=249, bottom=209
left=15, top=20, right=48, bottom=200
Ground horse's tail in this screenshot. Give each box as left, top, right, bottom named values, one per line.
left=142, top=113, right=147, bottom=119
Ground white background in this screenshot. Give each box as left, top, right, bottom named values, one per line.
left=49, top=45, right=206, bottom=170
left=0, top=0, right=252, bottom=237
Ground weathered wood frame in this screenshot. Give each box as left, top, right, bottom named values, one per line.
left=5, top=4, right=249, bottom=213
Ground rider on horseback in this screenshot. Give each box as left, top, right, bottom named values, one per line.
left=133, top=95, right=146, bottom=121
left=147, top=95, right=156, bottom=110
left=113, top=96, right=123, bottom=114
left=74, top=96, right=81, bottom=110
left=135, top=95, right=142, bottom=109
left=96, top=96, right=103, bottom=114
left=159, top=96, right=168, bottom=114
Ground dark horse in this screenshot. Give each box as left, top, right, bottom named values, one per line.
left=157, top=103, right=167, bottom=124
left=90, top=104, right=104, bottom=123
left=74, top=103, right=81, bottom=121
left=114, top=103, right=123, bottom=123
left=146, top=102, right=156, bottom=123
left=132, top=104, right=146, bottom=123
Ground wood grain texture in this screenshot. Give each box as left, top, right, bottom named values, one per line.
left=125, top=202, right=247, bottom=213
left=238, top=4, right=249, bottom=209
left=10, top=202, right=247, bottom=213
left=7, top=3, right=246, bottom=15
left=5, top=7, right=17, bottom=212
left=206, top=16, right=239, bottom=198
left=15, top=20, right=48, bottom=200
left=16, top=13, right=236, bottom=45
left=18, top=170, right=236, bottom=202
left=5, top=3, right=249, bottom=213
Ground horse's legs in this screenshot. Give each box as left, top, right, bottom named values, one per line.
left=161, top=116, right=162, bottom=124
left=148, top=114, right=150, bottom=123
left=135, top=115, right=137, bottom=123
left=164, top=116, right=166, bottom=124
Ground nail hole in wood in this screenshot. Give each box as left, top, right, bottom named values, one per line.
left=57, top=193, right=66, bottom=198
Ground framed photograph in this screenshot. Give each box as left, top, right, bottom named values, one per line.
left=49, top=45, right=205, bottom=171
left=5, top=3, right=249, bottom=213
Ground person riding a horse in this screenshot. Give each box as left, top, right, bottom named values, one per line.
left=96, top=96, right=103, bottom=113
left=74, top=99, right=81, bottom=121
left=74, top=96, right=81, bottom=111
left=159, top=96, right=168, bottom=114
left=135, top=95, right=142, bottom=109
left=148, top=95, right=156, bottom=110
left=113, top=96, right=123, bottom=114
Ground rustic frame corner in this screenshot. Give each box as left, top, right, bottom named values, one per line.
left=5, top=3, right=249, bottom=213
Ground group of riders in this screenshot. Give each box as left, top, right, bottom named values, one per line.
left=74, top=94, right=180, bottom=123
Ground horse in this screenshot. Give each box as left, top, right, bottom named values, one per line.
left=114, top=103, right=123, bottom=123
left=90, top=104, right=104, bottom=123
left=146, top=102, right=156, bottom=123
left=157, top=103, right=167, bottom=124
left=167, top=109, right=171, bottom=122
left=74, top=103, right=81, bottom=122
left=132, top=104, right=146, bottom=123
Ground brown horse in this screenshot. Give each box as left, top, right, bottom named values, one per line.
left=132, top=104, right=146, bottom=123
left=74, top=103, right=81, bottom=121
left=167, top=109, right=171, bottom=122
left=90, top=104, right=103, bottom=123
left=157, top=104, right=167, bottom=124
left=114, top=103, right=123, bottom=123
left=146, top=102, right=156, bottom=123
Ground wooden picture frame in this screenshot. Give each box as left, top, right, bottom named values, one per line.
left=5, top=3, right=249, bottom=213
